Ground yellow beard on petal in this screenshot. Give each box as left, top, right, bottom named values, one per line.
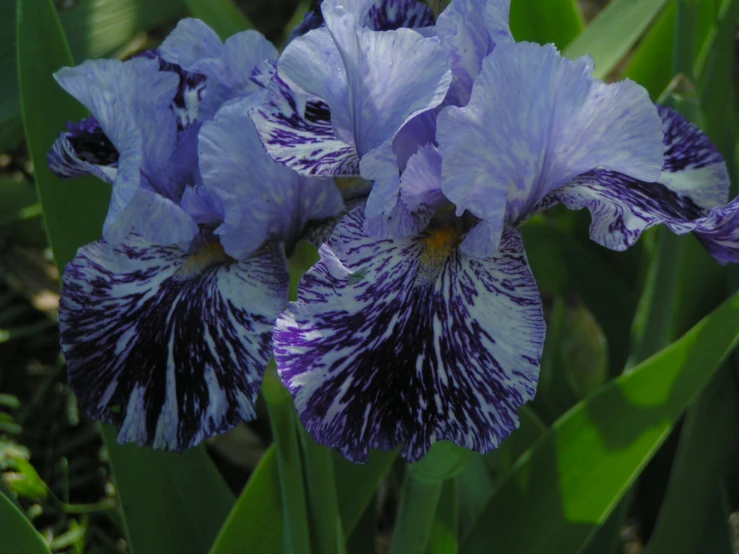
left=416, top=227, right=461, bottom=285
left=177, top=242, right=231, bottom=280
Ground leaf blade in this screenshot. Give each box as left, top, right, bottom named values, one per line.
left=461, top=291, right=739, bottom=554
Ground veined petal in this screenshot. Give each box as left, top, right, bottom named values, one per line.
left=278, top=26, right=353, bottom=138
left=48, top=117, right=119, bottom=182
left=200, top=95, right=344, bottom=259
left=53, top=58, right=198, bottom=247
left=275, top=209, right=544, bottom=463
left=327, top=17, right=452, bottom=155
left=157, top=18, right=223, bottom=69
left=436, top=0, right=511, bottom=106
left=547, top=106, right=732, bottom=258
left=438, top=41, right=663, bottom=250
left=60, top=235, right=288, bottom=451
left=249, top=73, right=361, bottom=177
left=365, top=0, right=435, bottom=30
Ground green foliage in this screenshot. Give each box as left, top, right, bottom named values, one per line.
left=564, top=0, right=671, bottom=79
left=2, top=0, right=186, bottom=152
left=462, top=291, right=739, bottom=553
left=508, top=0, right=583, bottom=49
left=0, top=488, right=51, bottom=554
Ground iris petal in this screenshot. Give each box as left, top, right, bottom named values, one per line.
left=60, top=235, right=288, bottom=450
left=547, top=106, right=732, bottom=260
left=275, top=208, right=544, bottom=462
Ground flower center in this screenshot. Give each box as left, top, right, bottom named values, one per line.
left=177, top=241, right=230, bottom=279
left=417, top=227, right=461, bottom=284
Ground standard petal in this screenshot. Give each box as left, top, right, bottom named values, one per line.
left=157, top=18, right=224, bottom=71
left=546, top=106, right=732, bottom=257
left=436, top=0, right=511, bottom=105
left=275, top=209, right=544, bottom=463
left=249, top=74, right=361, bottom=177
left=438, top=41, right=664, bottom=250
left=201, top=95, right=344, bottom=259
left=222, top=31, right=278, bottom=96
left=53, top=58, right=196, bottom=247
left=60, top=236, right=289, bottom=451
left=327, top=20, right=452, bottom=155
left=277, top=26, right=353, bottom=138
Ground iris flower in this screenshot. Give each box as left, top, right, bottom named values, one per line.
left=258, top=0, right=734, bottom=462
left=49, top=21, right=343, bottom=450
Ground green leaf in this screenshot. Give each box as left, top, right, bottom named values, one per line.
left=209, top=447, right=283, bottom=554
left=509, top=0, right=584, bottom=49
left=694, top=480, right=735, bottom=554
left=18, top=1, right=235, bottom=553
left=209, top=430, right=396, bottom=554
left=522, top=221, right=638, bottom=373
left=103, top=427, right=235, bottom=554
left=644, top=366, right=739, bottom=554
left=183, top=0, right=253, bottom=40
left=0, top=489, right=51, bottom=554
left=621, top=1, right=677, bottom=98
left=334, top=449, right=399, bottom=535
left=426, top=479, right=459, bottom=554
left=3, top=0, right=186, bottom=152
left=564, top=0, right=671, bottom=80
left=461, top=290, right=739, bottom=554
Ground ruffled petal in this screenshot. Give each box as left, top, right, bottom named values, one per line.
left=274, top=208, right=544, bottom=462
left=436, top=0, right=511, bottom=105
left=546, top=106, right=732, bottom=258
left=200, top=95, right=344, bottom=259
left=52, top=58, right=198, bottom=248
left=48, top=116, right=119, bottom=182
left=325, top=13, right=452, bottom=156
left=438, top=41, right=664, bottom=251
left=60, top=235, right=288, bottom=451
left=249, top=74, right=361, bottom=176
left=157, top=18, right=224, bottom=71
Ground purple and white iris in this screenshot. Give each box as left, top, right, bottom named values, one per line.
left=48, top=20, right=343, bottom=450
left=48, top=0, right=737, bottom=462
left=254, top=0, right=736, bottom=463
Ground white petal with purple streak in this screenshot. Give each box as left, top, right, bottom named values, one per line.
left=546, top=106, right=733, bottom=260
left=60, top=235, right=288, bottom=451
left=274, top=208, right=544, bottom=462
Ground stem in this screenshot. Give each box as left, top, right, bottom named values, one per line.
left=299, top=427, right=343, bottom=554
left=263, top=366, right=312, bottom=554
left=388, top=473, right=443, bottom=554
left=673, top=0, right=701, bottom=79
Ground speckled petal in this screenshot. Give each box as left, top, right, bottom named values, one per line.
left=249, top=73, right=361, bottom=177
left=547, top=106, right=732, bottom=258
left=48, top=117, right=119, bottom=182
left=60, top=235, right=288, bottom=451
left=365, top=0, right=435, bottom=30
left=274, top=208, right=544, bottom=462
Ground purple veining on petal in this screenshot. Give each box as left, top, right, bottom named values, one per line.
left=250, top=74, right=361, bottom=176
left=60, top=235, right=288, bottom=451
left=365, top=0, right=435, bottom=30
left=540, top=106, right=732, bottom=260
left=275, top=208, right=544, bottom=463
left=48, top=116, right=120, bottom=181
